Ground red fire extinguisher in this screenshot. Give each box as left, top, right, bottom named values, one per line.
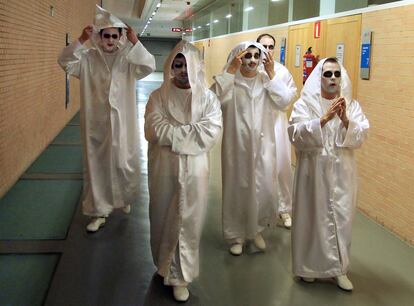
left=303, top=47, right=318, bottom=84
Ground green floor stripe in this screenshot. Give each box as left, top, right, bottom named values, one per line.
left=52, top=125, right=81, bottom=145
left=69, top=112, right=80, bottom=125
left=0, top=253, right=59, bottom=306
left=0, top=180, right=82, bottom=240
left=26, top=145, right=82, bottom=174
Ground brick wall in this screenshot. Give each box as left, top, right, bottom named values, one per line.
left=357, top=5, right=414, bottom=245
left=0, top=0, right=98, bottom=197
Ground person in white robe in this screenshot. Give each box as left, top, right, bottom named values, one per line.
left=257, top=33, right=297, bottom=229
left=288, top=57, right=369, bottom=291
left=211, top=41, right=289, bottom=256
left=58, top=5, right=156, bottom=232
left=144, top=40, right=222, bottom=302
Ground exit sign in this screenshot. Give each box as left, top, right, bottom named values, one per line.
left=184, top=28, right=193, bottom=32
left=172, top=27, right=182, bottom=32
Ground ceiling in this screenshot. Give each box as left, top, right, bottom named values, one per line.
left=102, top=0, right=218, bottom=38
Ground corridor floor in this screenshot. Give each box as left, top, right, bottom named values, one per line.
left=1, top=73, right=413, bottom=306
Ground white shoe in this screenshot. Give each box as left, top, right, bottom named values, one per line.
left=280, top=213, right=292, bottom=229
left=173, top=286, right=189, bottom=302
left=254, top=233, right=266, bottom=251
left=86, top=217, right=106, bottom=232
left=122, top=204, right=131, bottom=214
left=336, top=275, right=354, bottom=291
left=301, top=277, right=315, bottom=283
left=229, top=243, right=243, bottom=256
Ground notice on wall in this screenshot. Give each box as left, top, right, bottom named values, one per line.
left=295, top=45, right=301, bottom=67
left=336, top=43, right=345, bottom=65
left=280, top=37, right=286, bottom=65
left=360, top=30, right=373, bottom=80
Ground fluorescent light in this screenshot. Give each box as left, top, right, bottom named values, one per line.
left=197, top=26, right=201, bottom=28
left=213, top=19, right=219, bottom=23
left=244, top=6, right=254, bottom=11
left=193, top=27, right=196, bottom=31
left=271, top=0, right=281, bottom=2
left=149, top=17, right=152, bottom=21
left=152, top=12, right=156, bottom=16
left=206, top=23, right=210, bottom=26
left=226, top=14, right=232, bottom=18
left=156, top=3, right=161, bottom=8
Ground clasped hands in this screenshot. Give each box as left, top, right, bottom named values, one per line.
left=320, top=97, right=349, bottom=129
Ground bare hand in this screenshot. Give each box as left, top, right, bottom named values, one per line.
left=79, top=25, right=93, bottom=44
left=263, top=51, right=275, bottom=80
left=336, top=98, right=349, bottom=128
left=227, top=49, right=248, bottom=74
left=126, top=24, right=138, bottom=45
left=320, top=97, right=344, bottom=127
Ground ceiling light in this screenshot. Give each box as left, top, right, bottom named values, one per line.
left=149, top=17, right=152, bottom=21
left=206, top=23, right=210, bottom=26
left=152, top=12, right=156, bottom=16
left=197, top=26, right=201, bottom=28
left=213, top=19, right=219, bottom=23
left=271, top=0, right=281, bottom=2
left=244, top=6, right=254, bottom=11
left=226, top=14, right=232, bottom=18
left=156, top=3, right=161, bottom=8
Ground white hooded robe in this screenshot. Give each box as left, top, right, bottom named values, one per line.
left=144, top=41, right=222, bottom=283
left=212, top=42, right=290, bottom=243
left=58, top=7, right=156, bottom=217
left=288, top=59, right=369, bottom=278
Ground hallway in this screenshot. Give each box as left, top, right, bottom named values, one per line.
left=1, top=75, right=414, bottom=306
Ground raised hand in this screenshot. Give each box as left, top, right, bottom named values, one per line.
left=336, top=98, right=349, bottom=129
left=126, top=24, right=138, bottom=45
left=320, top=97, right=344, bottom=127
left=263, top=51, right=275, bottom=80
left=79, top=25, right=93, bottom=44
left=227, top=49, right=248, bottom=74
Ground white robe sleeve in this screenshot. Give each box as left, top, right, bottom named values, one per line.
left=126, top=41, right=156, bottom=79
left=335, top=100, right=369, bottom=149
left=145, top=93, right=174, bottom=146
left=145, top=91, right=222, bottom=156
left=210, top=72, right=235, bottom=105
left=57, top=39, right=86, bottom=79
left=272, top=66, right=298, bottom=109
left=263, top=77, right=292, bottom=111
left=288, top=99, right=324, bottom=151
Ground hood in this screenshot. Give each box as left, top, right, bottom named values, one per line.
left=160, top=40, right=207, bottom=123
left=301, top=58, right=353, bottom=116
left=90, top=5, right=129, bottom=55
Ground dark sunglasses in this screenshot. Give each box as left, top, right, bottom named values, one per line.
left=173, top=63, right=187, bottom=69
left=244, top=52, right=260, bottom=59
left=262, top=44, right=275, bottom=50
left=322, top=71, right=341, bottom=78
left=103, top=33, right=119, bottom=39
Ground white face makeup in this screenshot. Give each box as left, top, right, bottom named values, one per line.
left=259, top=36, right=275, bottom=57
left=321, top=61, right=341, bottom=96
left=101, top=27, right=120, bottom=53
left=241, top=47, right=261, bottom=72
left=172, top=55, right=189, bottom=87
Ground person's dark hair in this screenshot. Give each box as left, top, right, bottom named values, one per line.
left=99, top=28, right=123, bottom=36
left=171, top=53, right=185, bottom=68
left=324, top=57, right=339, bottom=65
left=256, top=33, right=275, bottom=45
left=247, top=45, right=261, bottom=56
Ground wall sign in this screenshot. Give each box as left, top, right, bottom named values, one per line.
left=295, top=45, right=301, bottom=67
left=360, top=30, right=373, bottom=80
left=336, top=43, right=345, bottom=65
left=314, top=21, right=321, bottom=38
left=280, top=37, right=286, bottom=65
